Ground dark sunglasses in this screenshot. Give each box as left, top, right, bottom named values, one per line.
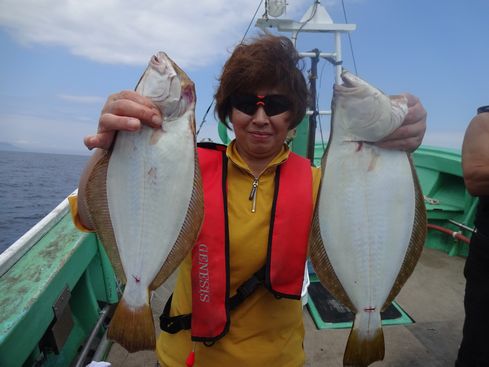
left=230, top=94, right=291, bottom=117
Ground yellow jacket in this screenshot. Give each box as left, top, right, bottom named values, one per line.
left=157, top=141, right=321, bottom=367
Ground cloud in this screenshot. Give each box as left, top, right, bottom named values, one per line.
left=0, top=0, right=311, bottom=69
left=57, top=94, right=105, bottom=104
left=0, top=112, right=94, bottom=154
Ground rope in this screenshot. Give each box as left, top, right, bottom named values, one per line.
left=316, top=59, right=329, bottom=151
left=341, top=0, right=358, bottom=75
left=241, top=0, right=264, bottom=44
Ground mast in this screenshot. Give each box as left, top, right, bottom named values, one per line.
left=256, top=0, right=356, bottom=164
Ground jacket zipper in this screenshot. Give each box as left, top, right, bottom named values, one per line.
left=249, top=177, right=259, bottom=213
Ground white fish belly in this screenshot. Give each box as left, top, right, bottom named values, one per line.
left=319, top=143, right=415, bottom=311
left=107, top=111, right=195, bottom=307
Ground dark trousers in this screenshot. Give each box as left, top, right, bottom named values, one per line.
left=456, top=232, right=489, bottom=367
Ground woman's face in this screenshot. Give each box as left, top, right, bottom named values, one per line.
left=231, top=90, right=291, bottom=165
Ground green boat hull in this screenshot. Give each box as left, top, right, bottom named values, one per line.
left=0, top=203, right=119, bottom=367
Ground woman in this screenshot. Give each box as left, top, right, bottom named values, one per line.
left=74, top=35, right=427, bottom=366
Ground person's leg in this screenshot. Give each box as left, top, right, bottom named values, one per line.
left=456, top=233, right=489, bottom=366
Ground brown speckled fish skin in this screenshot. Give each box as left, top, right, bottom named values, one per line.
left=85, top=152, right=126, bottom=283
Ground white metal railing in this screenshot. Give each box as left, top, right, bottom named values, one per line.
left=0, top=190, right=77, bottom=277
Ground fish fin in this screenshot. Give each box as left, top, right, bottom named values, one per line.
left=343, top=312, right=384, bottom=367
left=85, top=151, right=126, bottom=283
left=107, top=297, right=155, bottom=353
left=188, top=110, right=196, bottom=135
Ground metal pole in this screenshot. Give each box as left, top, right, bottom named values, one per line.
left=74, top=305, right=113, bottom=367
left=91, top=331, right=112, bottom=362
left=448, top=219, right=476, bottom=233
left=307, top=49, right=320, bottom=164
left=334, top=31, right=342, bottom=84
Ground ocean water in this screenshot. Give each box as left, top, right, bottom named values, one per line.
left=0, top=150, right=89, bottom=254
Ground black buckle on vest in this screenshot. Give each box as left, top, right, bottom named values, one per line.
left=159, top=294, right=191, bottom=334
left=160, top=267, right=266, bottom=335
left=229, top=267, right=265, bottom=310
left=160, top=313, right=191, bottom=334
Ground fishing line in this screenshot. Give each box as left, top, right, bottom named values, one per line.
left=241, top=0, right=264, bottom=44
left=293, top=0, right=319, bottom=45
left=341, top=0, right=358, bottom=75
left=197, top=0, right=264, bottom=138
left=196, top=101, right=215, bottom=137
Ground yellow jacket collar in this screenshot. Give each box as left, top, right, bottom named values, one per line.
left=226, top=140, right=290, bottom=175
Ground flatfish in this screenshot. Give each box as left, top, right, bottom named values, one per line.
left=309, top=71, right=426, bottom=366
left=84, top=52, right=203, bottom=352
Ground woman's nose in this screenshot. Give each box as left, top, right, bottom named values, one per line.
left=251, top=105, right=270, bottom=124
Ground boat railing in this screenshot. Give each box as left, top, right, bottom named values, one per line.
left=0, top=190, right=75, bottom=277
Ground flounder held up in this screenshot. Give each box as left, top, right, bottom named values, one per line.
left=309, top=71, right=426, bottom=367
left=84, top=52, right=203, bottom=352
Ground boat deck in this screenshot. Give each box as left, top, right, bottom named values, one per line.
left=106, top=247, right=466, bottom=366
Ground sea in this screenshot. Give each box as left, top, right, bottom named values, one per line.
left=0, top=150, right=89, bottom=254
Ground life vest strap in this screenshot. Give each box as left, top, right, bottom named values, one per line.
left=229, top=267, right=266, bottom=309
left=160, top=294, right=191, bottom=333
left=160, top=267, right=266, bottom=334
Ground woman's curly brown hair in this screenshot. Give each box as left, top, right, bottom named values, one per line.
left=215, top=34, right=308, bottom=130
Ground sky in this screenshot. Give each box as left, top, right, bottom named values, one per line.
left=0, top=0, right=488, bottom=155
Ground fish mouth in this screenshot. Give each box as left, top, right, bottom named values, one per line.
left=340, top=71, right=357, bottom=88
left=333, top=71, right=363, bottom=96
left=336, top=70, right=381, bottom=99
left=151, top=52, right=195, bottom=118
left=147, top=52, right=183, bottom=118
left=134, top=51, right=195, bottom=122
left=151, top=53, right=162, bottom=66
left=150, top=52, right=172, bottom=71
left=340, top=70, right=368, bottom=89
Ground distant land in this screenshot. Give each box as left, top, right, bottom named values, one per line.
left=0, top=141, right=23, bottom=152
left=0, top=141, right=89, bottom=156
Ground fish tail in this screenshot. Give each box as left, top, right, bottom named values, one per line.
left=343, top=311, right=384, bottom=367
left=107, top=297, right=155, bottom=353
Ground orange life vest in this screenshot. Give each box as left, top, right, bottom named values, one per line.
left=161, top=143, right=313, bottom=344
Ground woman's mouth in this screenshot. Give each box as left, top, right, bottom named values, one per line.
left=249, top=131, right=272, bottom=138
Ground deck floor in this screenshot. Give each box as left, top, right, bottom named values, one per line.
left=106, top=247, right=466, bottom=366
